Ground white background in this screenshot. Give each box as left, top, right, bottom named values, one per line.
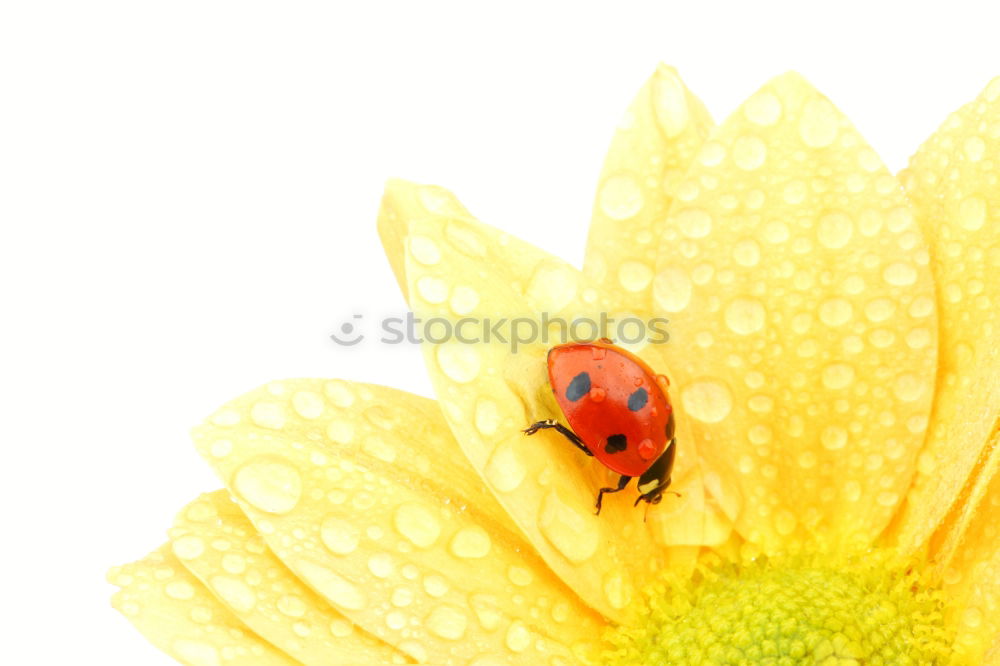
left=1, top=1, right=997, bottom=663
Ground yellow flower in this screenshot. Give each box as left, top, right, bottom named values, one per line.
left=109, top=66, right=1000, bottom=665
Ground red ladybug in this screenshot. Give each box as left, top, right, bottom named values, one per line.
left=524, top=338, right=676, bottom=514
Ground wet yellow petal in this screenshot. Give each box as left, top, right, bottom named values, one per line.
left=193, top=379, right=606, bottom=665
left=888, top=77, right=1000, bottom=559
left=379, top=179, right=713, bottom=621
left=171, top=490, right=407, bottom=665
left=651, top=73, right=937, bottom=551
left=109, top=544, right=295, bottom=665
left=585, top=64, right=713, bottom=316
left=939, top=457, right=1000, bottom=663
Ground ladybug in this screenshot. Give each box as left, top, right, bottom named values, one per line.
left=523, top=338, right=676, bottom=515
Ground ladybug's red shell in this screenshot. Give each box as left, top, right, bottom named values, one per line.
left=547, top=340, right=673, bottom=477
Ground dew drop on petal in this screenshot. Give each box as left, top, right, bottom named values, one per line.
left=733, top=135, right=767, bottom=170
left=653, top=267, right=693, bottom=312
left=743, top=91, right=783, bottom=126
left=598, top=174, right=644, bottom=221
left=538, top=490, right=599, bottom=564
left=822, top=363, right=855, bottom=390
left=172, top=640, right=221, bottom=666
left=799, top=98, right=839, bottom=148
left=250, top=401, right=286, bottom=430
left=505, top=620, right=532, bottom=652
left=883, top=262, right=918, bottom=286
left=210, top=575, right=257, bottom=612
left=618, top=260, right=653, bottom=292
left=819, top=298, right=854, bottom=327
left=484, top=442, right=526, bottom=493
left=394, top=503, right=441, bottom=548
left=817, top=212, right=853, bottom=249
left=408, top=235, right=441, bottom=265
left=821, top=425, right=848, bottom=451
left=173, top=536, right=206, bottom=560
left=957, top=195, right=987, bottom=231
left=449, top=526, right=492, bottom=559
left=296, top=560, right=367, bottom=611
left=320, top=515, right=361, bottom=555
left=426, top=605, right=468, bottom=641
left=893, top=373, right=925, bottom=402
left=681, top=380, right=733, bottom=423
left=416, top=276, right=449, bottom=304
left=724, top=298, right=766, bottom=335
left=603, top=570, right=632, bottom=610
left=233, top=458, right=302, bottom=514
left=653, top=68, right=691, bottom=137
left=675, top=208, right=712, bottom=238
left=291, top=391, right=324, bottom=419
left=732, top=239, right=761, bottom=267
left=436, top=343, right=481, bottom=384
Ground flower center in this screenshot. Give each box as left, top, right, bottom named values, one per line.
left=605, top=552, right=954, bottom=665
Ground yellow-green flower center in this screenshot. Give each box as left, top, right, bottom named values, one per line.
left=606, top=553, right=954, bottom=665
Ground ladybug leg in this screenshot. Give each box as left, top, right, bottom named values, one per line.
left=595, top=474, right=631, bottom=515
left=522, top=419, right=594, bottom=457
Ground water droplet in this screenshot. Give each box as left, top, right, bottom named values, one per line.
left=507, top=565, right=533, bottom=586
left=526, top=262, right=578, bottom=311
left=450, top=285, right=480, bottom=315
left=876, top=491, right=899, bottom=507
left=173, top=536, right=206, bottom=560
left=799, top=98, right=839, bottom=148
left=843, top=480, right=861, bottom=502
left=675, top=208, right=712, bottom=238
left=505, top=620, right=532, bottom=652
left=733, top=239, right=761, bottom=267
left=277, top=594, right=307, bottom=618
left=321, top=515, right=361, bottom=555
left=172, top=639, right=221, bottom=666
left=391, top=586, right=414, bottom=607
left=653, top=267, right=692, bottom=313
left=436, top=343, right=481, bottom=384
left=821, top=425, right=848, bottom=451
left=250, top=401, right=286, bottom=430
left=165, top=580, right=195, bottom=600
left=538, top=490, right=599, bottom=564
left=883, top=262, right=917, bottom=286
left=484, top=442, right=526, bottom=493
left=361, top=434, right=397, bottom=463
left=817, top=212, right=853, bottom=249
left=233, top=457, right=302, bottom=514
left=409, top=235, right=441, bottom=265
left=653, top=67, right=690, bottom=138
left=326, top=419, right=355, bottom=444
left=957, top=195, right=987, bottom=231
left=744, top=91, right=782, bottom=126
left=329, top=619, right=352, bottom=637
left=618, top=261, right=653, bottom=292
left=324, top=380, right=355, bottom=408
left=211, top=575, right=257, bottom=612
left=291, top=391, right=324, bottom=420
left=864, top=298, right=896, bottom=322
left=964, top=136, right=986, bottom=162
left=603, top=570, right=632, bottom=610
left=367, top=552, right=394, bottom=578
left=775, top=509, right=797, bottom=536
left=221, top=553, right=246, bottom=575
left=822, top=363, right=855, bottom=390
left=394, top=503, right=441, bottom=548
left=962, top=606, right=984, bottom=628
left=724, top=298, right=766, bottom=335
left=732, top=135, right=767, bottom=170
left=416, top=276, right=448, bottom=304
left=296, top=559, right=367, bottom=611
left=426, top=604, right=468, bottom=640
left=210, top=409, right=241, bottom=427
left=598, top=174, right=644, bottom=221
left=681, top=380, right=733, bottom=423
left=763, top=221, right=789, bottom=244
left=470, top=593, right=503, bottom=630
left=473, top=399, right=502, bottom=436
left=819, top=298, right=853, bottom=327
left=893, top=374, right=925, bottom=402
left=449, top=526, right=492, bottom=559
left=697, top=142, right=726, bottom=167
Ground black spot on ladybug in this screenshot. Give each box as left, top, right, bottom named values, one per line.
left=566, top=372, right=591, bottom=402
left=605, top=434, right=627, bottom=454
left=627, top=387, right=648, bottom=412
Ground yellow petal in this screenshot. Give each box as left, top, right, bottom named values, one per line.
left=651, top=73, right=938, bottom=552
left=888, top=77, right=1000, bottom=559
left=380, top=179, right=712, bottom=621
left=170, top=490, right=407, bottom=665
left=585, top=64, right=713, bottom=316
left=193, top=379, right=606, bottom=665
left=109, top=544, right=295, bottom=665
left=939, top=460, right=1000, bottom=663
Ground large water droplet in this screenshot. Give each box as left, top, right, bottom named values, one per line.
left=210, top=575, right=257, bottom=612
left=724, top=298, right=766, bottom=335
left=819, top=298, right=854, bottom=327
left=505, top=620, right=532, bottom=652
left=653, top=67, right=690, bottom=138
left=436, top=343, right=481, bottom=384
left=320, top=515, right=361, bottom=555
left=539, top=490, right=599, bottom=564
left=821, top=425, right=848, bottom=451
left=603, top=570, right=632, bottom=610
left=449, top=526, right=492, bottom=559
left=233, top=457, right=302, bottom=514
left=743, top=90, right=782, bottom=126
left=681, top=380, right=733, bottom=423
left=817, top=212, right=853, bottom=249
left=957, top=195, right=987, bottom=231
left=296, top=560, right=367, bottom=611
left=526, top=262, right=578, bottom=311
left=484, top=442, right=527, bottom=493
left=250, top=401, right=286, bottom=430
left=394, top=503, right=441, bottom=548
left=426, top=604, right=468, bottom=640
left=598, top=174, right=644, bottom=221
left=653, top=268, right=692, bottom=312
left=675, top=208, right=712, bottom=238
left=618, top=261, right=653, bottom=293
left=408, top=234, right=441, bottom=265
left=799, top=98, right=839, bottom=148
left=732, top=135, right=767, bottom=170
